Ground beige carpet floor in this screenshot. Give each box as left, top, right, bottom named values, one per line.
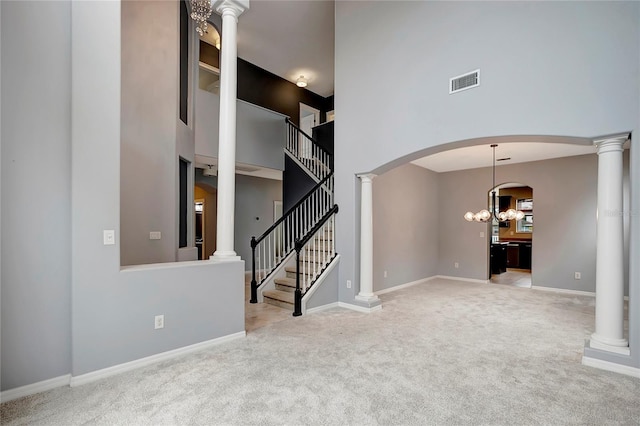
left=2, top=278, right=639, bottom=425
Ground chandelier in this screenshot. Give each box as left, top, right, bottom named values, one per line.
left=464, top=144, right=525, bottom=223
left=190, top=0, right=213, bottom=36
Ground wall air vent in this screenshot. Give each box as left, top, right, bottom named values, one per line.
left=449, top=69, right=480, bottom=94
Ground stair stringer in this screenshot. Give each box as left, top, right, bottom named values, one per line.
left=256, top=250, right=296, bottom=303
left=301, top=254, right=340, bottom=315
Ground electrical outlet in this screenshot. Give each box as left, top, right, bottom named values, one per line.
left=150, top=231, right=161, bottom=240
left=384, top=270, right=388, bottom=278
left=454, top=262, right=459, bottom=269
left=346, top=280, right=352, bottom=289
left=154, top=315, right=164, bottom=329
left=574, top=272, right=581, bottom=280
left=480, top=231, right=485, bottom=238
left=103, top=230, right=115, bottom=245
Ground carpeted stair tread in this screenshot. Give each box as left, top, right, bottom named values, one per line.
left=274, top=277, right=296, bottom=288
left=284, top=266, right=316, bottom=276
left=263, top=289, right=294, bottom=305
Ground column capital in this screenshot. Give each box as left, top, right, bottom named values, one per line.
left=357, top=173, right=377, bottom=182
left=213, top=0, right=249, bottom=18
left=593, top=134, right=628, bottom=155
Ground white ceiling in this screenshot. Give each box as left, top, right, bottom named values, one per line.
left=411, top=142, right=599, bottom=173
left=237, top=0, right=335, bottom=97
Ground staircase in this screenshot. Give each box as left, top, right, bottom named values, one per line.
left=250, top=119, right=337, bottom=316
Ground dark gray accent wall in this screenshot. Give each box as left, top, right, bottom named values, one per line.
left=373, top=164, right=439, bottom=292
left=1, top=0, right=72, bottom=390
left=237, top=58, right=331, bottom=126
left=282, top=155, right=316, bottom=212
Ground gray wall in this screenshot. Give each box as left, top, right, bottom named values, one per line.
left=120, top=0, right=181, bottom=266
left=70, top=0, right=245, bottom=378
left=335, top=1, right=639, bottom=367
left=438, top=153, right=631, bottom=294
left=196, top=170, right=282, bottom=266
left=1, top=0, right=72, bottom=390
left=372, top=163, right=439, bottom=292
left=0, top=0, right=246, bottom=392
left=195, top=90, right=286, bottom=171
left=305, top=259, right=339, bottom=310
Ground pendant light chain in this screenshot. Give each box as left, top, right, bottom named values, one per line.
left=464, top=144, right=525, bottom=223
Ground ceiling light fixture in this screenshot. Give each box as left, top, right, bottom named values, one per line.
left=296, top=76, right=308, bottom=88
left=464, top=144, right=525, bottom=223
left=190, top=0, right=213, bottom=36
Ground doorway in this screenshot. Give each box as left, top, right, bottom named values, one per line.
left=489, top=183, right=533, bottom=288
left=299, top=103, right=320, bottom=136
left=194, top=184, right=217, bottom=260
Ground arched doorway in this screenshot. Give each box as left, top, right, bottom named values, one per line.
left=488, top=182, right=533, bottom=288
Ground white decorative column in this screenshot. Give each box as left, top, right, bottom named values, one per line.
left=211, top=0, right=249, bottom=261
left=589, top=135, right=629, bottom=355
left=356, top=174, right=379, bottom=304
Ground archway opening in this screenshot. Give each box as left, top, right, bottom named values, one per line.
left=488, top=182, right=533, bottom=288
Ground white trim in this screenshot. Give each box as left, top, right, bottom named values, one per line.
left=0, top=374, right=71, bottom=403
left=70, top=331, right=246, bottom=387
left=375, top=276, right=437, bottom=295
left=435, top=275, right=490, bottom=284
left=532, top=286, right=595, bottom=297
left=337, top=302, right=382, bottom=314
left=582, top=356, right=640, bottom=378
left=305, top=302, right=340, bottom=315
left=301, top=255, right=341, bottom=314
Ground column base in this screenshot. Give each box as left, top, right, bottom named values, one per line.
left=210, top=251, right=241, bottom=262
left=355, top=293, right=379, bottom=304
left=588, top=334, right=630, bottom=355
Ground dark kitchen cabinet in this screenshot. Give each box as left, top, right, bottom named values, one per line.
left=519, top=243, right=532, bottom=269
left=491, top=243, right=508, bottom=274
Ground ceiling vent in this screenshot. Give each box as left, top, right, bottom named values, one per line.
left=449, top=69, right=480, bottom=94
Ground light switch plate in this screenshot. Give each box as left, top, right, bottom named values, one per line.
left=103, top=230, right=115, bottom=245
left=150, top=231, right=161, bottom=240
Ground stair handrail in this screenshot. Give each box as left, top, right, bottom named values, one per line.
left=285, top=119, right=333, bottom=181
left=250, top=172, right=334, bottom=303
left=293, top=204, right=339, bottom=316
left=252, top=172, right=333, bottom=246
left=285, top=118, right=331, bottom=157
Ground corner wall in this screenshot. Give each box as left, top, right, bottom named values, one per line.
left=71, top=0, right=245, bottom=378
left=373, top=163, right=439, bottom=292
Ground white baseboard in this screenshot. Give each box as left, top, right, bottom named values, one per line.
left=338, top=302, right=382, bottom=314
left=0, top=374, right=71, bottom=403
left=306, top=302, right=340, bottom=315
left=531, top=286, right=595, bottom=297
left=374, top=276, right=437, bottom=296
left=70, top=331, right=246, bottom=387
left=582, top=356, right=640, bottom=378
left=436, top=275, right=490, bottom=284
